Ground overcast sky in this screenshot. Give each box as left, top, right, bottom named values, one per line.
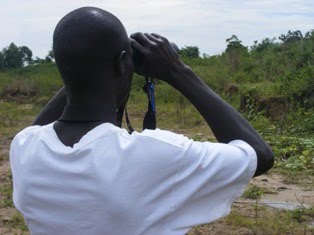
left=1, top=0, right=313, bottom=58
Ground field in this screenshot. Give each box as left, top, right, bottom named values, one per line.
left=0, top=32, right=314, bottom=234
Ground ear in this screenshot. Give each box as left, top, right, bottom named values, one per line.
left=116, top=50, right=127, bottom=75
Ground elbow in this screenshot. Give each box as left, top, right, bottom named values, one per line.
left=254, top=145, right=274, bottom=177
left=264, top=147, right=275, bottom=172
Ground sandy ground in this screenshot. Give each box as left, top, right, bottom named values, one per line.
left=252, top=174, right=314, bottom=209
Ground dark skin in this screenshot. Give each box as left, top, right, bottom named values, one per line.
left=35, top=47, right=132, bottom=147
left=34, top=31, right=273, bottom=177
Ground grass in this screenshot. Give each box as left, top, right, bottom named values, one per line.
left=225, top=206, right=313, bottom=235
left=0, top=170, right=13, bottom=208
left=242, top=186, right=265, bottom=200
left=188, top=204, right=314, bottom=235
left=0, top=101, right=38, bottom=136
left=2, top=213, right=29, bottom=232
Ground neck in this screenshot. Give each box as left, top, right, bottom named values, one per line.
left=60, top=91, right=118, bottom=125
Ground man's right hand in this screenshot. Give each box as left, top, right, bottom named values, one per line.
left=130, top=32, right=185, bottom=85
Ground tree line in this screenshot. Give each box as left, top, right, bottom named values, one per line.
left=180, top=29, right=313, bottom=59
left=0, top=29, right=313, bottom=71
left=0, top=43, right=54, bottom=70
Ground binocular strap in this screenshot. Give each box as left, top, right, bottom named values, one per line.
left=117, top=77, right=156, bottom=134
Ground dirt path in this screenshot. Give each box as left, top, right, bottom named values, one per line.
left=252, top=174, right=314, bottom=209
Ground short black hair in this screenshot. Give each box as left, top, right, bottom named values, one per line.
left=53, top=7, right=129, bottom=88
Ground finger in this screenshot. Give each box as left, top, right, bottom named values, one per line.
left=130, top=32, right=140, bottom=39
left=130, top=32, right=152, bottom=47
left=151, top=33, right=169, bottom=42
left=144, top=33, right=161, bottom=44
left=130, top=40, right=146, bottom=63
left=130, top=39, right=144, bottom=51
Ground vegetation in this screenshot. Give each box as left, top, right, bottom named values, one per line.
left=179, top=45, right=200, bottom=58
left=0, top=43, right=54, bottom=70
left=0, top=29, right=313, bottom=234
left=0, top=43, right=32, bottom=70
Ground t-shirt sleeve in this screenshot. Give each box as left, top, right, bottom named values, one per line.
left=166, top=137, right=257, bottom=232
left=10, top=125, right=41, bottom=209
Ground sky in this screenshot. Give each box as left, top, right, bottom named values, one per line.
left=0, top=0, right=313, bottom=58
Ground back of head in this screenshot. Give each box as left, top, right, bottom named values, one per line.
left=53, top=7, right=130, bottom=90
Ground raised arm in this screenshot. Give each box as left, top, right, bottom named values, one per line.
left=33, top=87, right=67, bottom=126
left=130, top=33, right=274, bottom=176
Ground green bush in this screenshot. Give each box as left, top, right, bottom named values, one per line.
left=1, top=79, right=38, bottom=101
left=266, top=135, right=314, bottom=170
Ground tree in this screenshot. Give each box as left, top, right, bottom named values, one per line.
left=251, top=37, right=276, bottom=53
left=45, top=49, right=54, bottom=62
left=2, top=43, right=23, bottom=69
left=32, top=56, right=46, bottom=65
left=0, top=52, right=4, bottom=70
left=225, top=35, right=248, bottom=71
left=20, top=46, right=33, bottom=65
left=279, top=30, right=303, bottom=44
left=304, top=30, right=314, bottom=40
left=1, top=43, right=33, bottom=69
left=225, top=35, right=247, bottom=53
left=179, top=46, right=200, bottom=58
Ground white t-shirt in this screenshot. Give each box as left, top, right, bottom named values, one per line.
left=10, top=122, right=257, bottom=235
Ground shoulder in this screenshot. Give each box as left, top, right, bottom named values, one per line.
left=132, top=128, right=193, bottom=150
left=130, top=129, right=256, bottom=165
left=12, top=125, right=41, bottom=141
left=135, top=130, right=258, bottom=178
left=10, top=124, right=47, bottom=150
left=10, top=125, right=43, bottom=165
left=16, top=125, right=41, bottom=136
left=134, top=128, right=191, bottom=147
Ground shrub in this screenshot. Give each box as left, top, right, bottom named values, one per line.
left=1, top=79, right=38, bottom=102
